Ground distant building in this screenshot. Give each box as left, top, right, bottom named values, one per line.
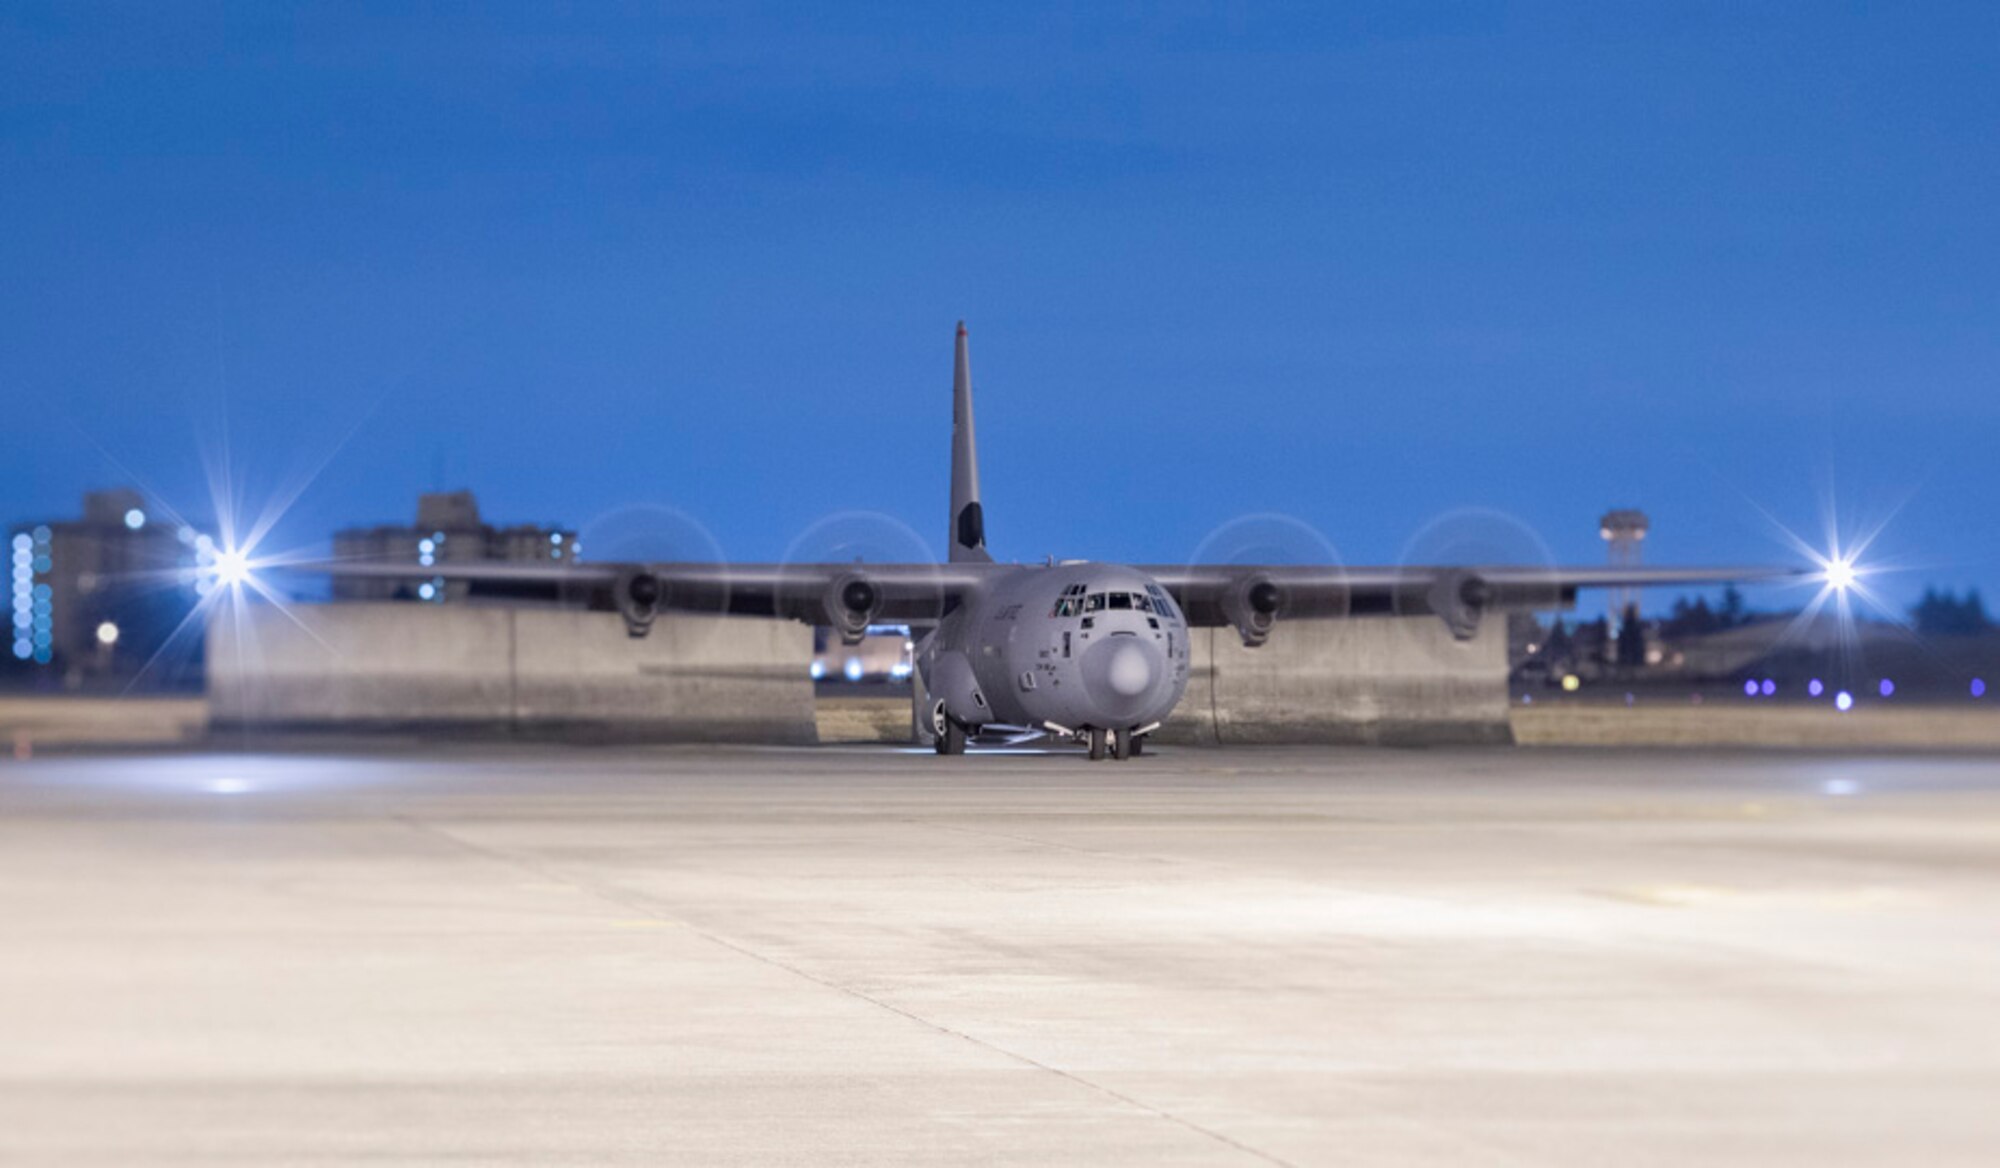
left=332, top=490, right=576, bottom=602
left=7, top=489, right=213, bottom=690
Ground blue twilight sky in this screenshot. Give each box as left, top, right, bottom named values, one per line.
left=3, top=3, right=1996, bottom=610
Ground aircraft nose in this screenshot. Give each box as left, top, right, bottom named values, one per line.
left=1105, top=642, right=1153, bottom=696
left=1080, top=636, right=1165, bottom=722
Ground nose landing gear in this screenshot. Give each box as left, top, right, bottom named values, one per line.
left=1085, top=725, right=1149, bottom=761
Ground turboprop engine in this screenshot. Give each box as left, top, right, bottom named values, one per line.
left=615, top=568, right=660, bottom=638
left=825, top=573, right=880, bottom=646
left=1427, top=569, right=1489, bottom=642
left=1220, top=574, right=1282, bottom=647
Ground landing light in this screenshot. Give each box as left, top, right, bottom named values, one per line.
left=211, top=549, right=254, bottom=588
left=1823, top=557, right=1857, bottom=591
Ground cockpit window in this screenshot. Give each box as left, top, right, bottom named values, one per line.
left=1059, top=587, right=1173, bottom=619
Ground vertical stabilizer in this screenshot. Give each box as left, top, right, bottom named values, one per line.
left=948, top=321, right=992, bottom=563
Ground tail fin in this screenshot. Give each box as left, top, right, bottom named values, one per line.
left=948, top=321, right=992, bottom=563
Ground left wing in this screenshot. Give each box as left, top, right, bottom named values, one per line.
left=1142, top=564, right=1809, bottom=645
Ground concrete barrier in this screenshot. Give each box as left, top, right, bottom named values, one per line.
left=208, top=603, right=815, bottom=742
left=1513, top=703, right=2000, bottom=750
left=1159, top=616, right=1512, bottom=745
left=817, top=695, right=916, bottom=744
left=0, top=697, right=207, bottom=750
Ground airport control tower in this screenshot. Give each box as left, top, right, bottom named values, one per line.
left=1599, top=509, right=1649, bottom=629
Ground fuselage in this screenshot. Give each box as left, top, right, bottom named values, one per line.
left=917, top=562, right=1191, bottom=733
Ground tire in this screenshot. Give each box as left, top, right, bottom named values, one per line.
left=936, top=716, right=967, bottom=756
left=1111, top=729, right=1133, bottom=760
left=1129, top=734, right=1145, bottom=757
left=1087, top=727, right=1108, bottom=761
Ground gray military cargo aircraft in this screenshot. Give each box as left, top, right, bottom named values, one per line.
left=297, top=323, right=1803, bottom=760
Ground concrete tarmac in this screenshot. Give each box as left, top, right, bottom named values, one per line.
left=2, top=744, right=1997, bottom=1166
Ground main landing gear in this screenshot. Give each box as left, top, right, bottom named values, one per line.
left=931, top=705, right=1149, bottom=761
left=931, top=700, right=969, bottom=756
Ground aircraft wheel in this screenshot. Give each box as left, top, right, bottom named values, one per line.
left=1087, top=727, right=1108, bottom=761
left=935, top=717, right=967, bottom=756
left=1128, top=734, right=1145, bottom=757
left=1111, top=728, right=1134, bottom=761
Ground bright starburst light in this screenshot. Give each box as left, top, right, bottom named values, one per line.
left=210, top=547, right=255, bottom=588
left=67, top=399, right=376, bottom=697
left=1734, top=484, right=1924, bottom=704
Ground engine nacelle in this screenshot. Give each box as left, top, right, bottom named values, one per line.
left=1428, top=569, right=1489, bottom=642
left=826, top=572, right=880, bottom=646
left=1221, top=574, right=1282, bottom=648
left=616, top=568, right=661, bottom=638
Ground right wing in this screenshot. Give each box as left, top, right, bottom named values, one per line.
left=274, top=558, right=1000, bottom=639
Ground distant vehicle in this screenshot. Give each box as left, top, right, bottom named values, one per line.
left=812, top=626, right=913, bottom=684
left=284, top=324, right=1802, bottom=760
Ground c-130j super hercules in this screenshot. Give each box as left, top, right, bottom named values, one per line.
left=306, top=323, right=1799, bottom=760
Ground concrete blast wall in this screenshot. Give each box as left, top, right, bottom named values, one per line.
left=1156, top=616, right=1512, bottom=745
left=212, top=604, right=1504, bottom=746
left=208, top=603, right=815, bottom=742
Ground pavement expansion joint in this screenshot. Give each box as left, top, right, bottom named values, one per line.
left=390, top=810, right=1299, bottom=1167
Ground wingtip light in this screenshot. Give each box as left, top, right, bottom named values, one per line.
left=211, top=548, right=255, bottom=588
